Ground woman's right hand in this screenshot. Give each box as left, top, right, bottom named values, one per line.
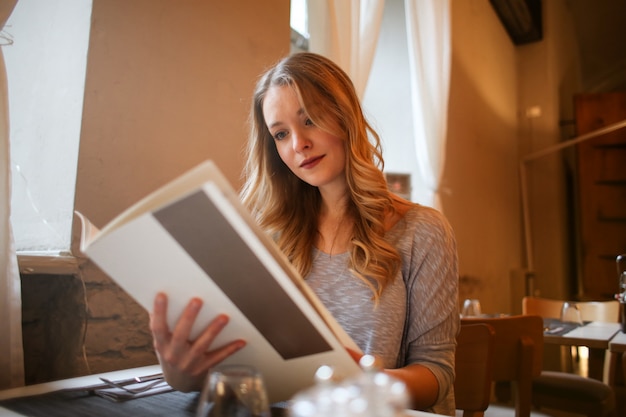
left=149, top=292, right=247, bottom=392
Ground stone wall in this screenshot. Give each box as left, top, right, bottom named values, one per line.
left=20, top=269, right=157, bottom=385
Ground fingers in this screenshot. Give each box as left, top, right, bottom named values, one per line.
left=200, top=338, right=247, bottom=370
left=190, top=314, right=229, bottom=354
left=150, top=293, right=246, bottom=366
left=169, top=297, right=204, bottom=357
left=149, top=292, right=247, bottom=392
left=178, top=314, right=245, bottom=371
left=150, top=292, right=170, bottom=348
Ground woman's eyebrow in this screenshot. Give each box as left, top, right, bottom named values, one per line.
left=267, top=120, right=283, bottom=129
left=267, top=108, right=307, bottom=130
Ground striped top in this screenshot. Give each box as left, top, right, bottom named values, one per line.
left=305, top=204, right=459, bottom=416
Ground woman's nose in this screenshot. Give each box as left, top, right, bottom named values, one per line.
left=292, top=129, right=311, bottom=152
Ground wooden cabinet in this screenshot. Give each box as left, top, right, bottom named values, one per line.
left=575, top=92, right=626, bottom=299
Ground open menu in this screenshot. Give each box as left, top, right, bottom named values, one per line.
left=75, top=160, right=361, bottom=403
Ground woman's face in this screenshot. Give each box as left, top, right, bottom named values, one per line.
left=262, top=85, right=347, bottom=191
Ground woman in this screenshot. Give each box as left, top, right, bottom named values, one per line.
left=150, top=52, right=459, bottom=415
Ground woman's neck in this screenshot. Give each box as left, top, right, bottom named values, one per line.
left=317, top=194, right=352, bottom=256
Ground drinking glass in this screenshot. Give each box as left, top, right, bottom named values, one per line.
left=461, top=299, right=482, bottom=318
left=196, top=364, right=271, bottom=417
left=560, top=302, right=583, bottom=325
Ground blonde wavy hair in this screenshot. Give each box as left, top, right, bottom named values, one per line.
left=240, top=52, right=404, bottom=301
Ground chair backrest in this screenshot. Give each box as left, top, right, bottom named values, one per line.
left=461, top=315, right=544, bottom=417
left=522, top=296, right=620, bottom=322
left=455, top=323, right=496, bottom=417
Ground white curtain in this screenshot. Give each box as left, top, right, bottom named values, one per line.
left=0, top=0, right=24, bottom=390
left=404, top=0, right=451, bottom=209
left=307, top=0, right=386, bottom=99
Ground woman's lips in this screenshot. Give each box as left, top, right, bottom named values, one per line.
left=300, top=155, right=324, bottom=169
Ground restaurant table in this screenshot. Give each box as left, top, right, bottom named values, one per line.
left=543, top=319, right=621, bottom=349
left=608, top=329, right=626, bottom=353
left=607, top=330, right=626, bottom=387
left=542, top=319, right=622, bottom=381
left=0, top=365, right=201, bottom=417
left=0, top=365, right=441, bottom=417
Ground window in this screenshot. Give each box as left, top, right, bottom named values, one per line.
left=290, top=0, right=309, bottom=52
left=6, top=0, right=93, bottom=255
left=290, top=0, right=308, bottom=37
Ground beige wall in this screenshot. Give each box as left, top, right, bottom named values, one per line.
left=74, top=0, right=290, bottom=228
left=517, top=0, right=582, bottom=300
left=68, top=0, right=290, bottom=376
left=444, top=0, right=581, bottom=315
left=444, top=0, right=520, bottom=315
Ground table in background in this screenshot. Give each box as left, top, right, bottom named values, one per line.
left=543, top=320, right=621, bottom=349
left=608, top=330, right=626, bottom=386
left=609, top=329, right=626, bottom=353
left=608, top=331, right=626, bottom=417
left=543, top=320, right=621, bottom=380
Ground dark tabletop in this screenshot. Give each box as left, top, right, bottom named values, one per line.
left=0, top=389, right=289, bottom=417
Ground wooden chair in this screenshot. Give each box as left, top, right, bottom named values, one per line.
left=461, top=315, right=544, bottom=417
left=454, top=323, right=495, bottom=417
left=522, top=296, right=620, bottom=323
left=522, top=296, right=617, bottom=417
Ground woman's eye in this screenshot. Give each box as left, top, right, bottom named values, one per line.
left=273, top=131, right=287, bottom=141
left=305, top=118, right=314, bottom=126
